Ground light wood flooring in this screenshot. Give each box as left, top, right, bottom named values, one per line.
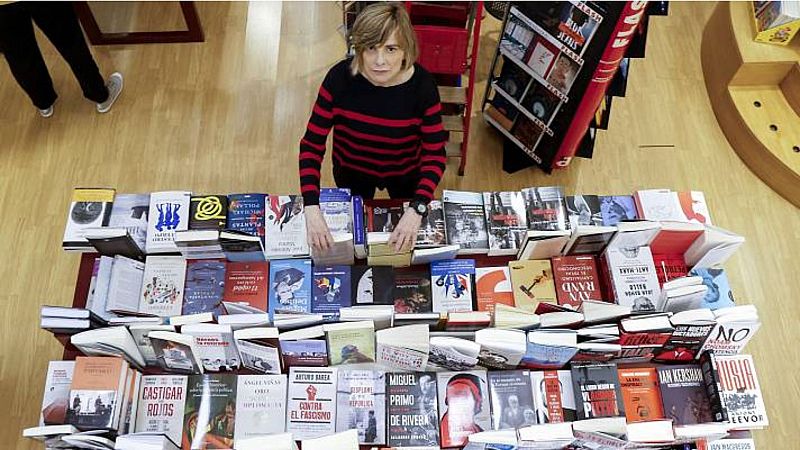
left=0, top=2, right=797, bottom=447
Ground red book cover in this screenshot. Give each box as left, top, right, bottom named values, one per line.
left=618, top=367, right=665, bottom=423
left=651, top=254, right=688, bottom=286
left=223, top=261, right=269, bottom=311
left=551, top=255, right=603, bottom=308
left=649, top=228, right=704, bottom=256
left=364, top=199, right=406, bottom=233
left=543, top=370, right=566, bottom=423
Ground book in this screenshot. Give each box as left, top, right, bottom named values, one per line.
left=339, top=305, right=394, bottom=330
left=482, top=191, right=528, bottom=256
left=430, top=259, right=475, bottom=313
left=66, top=356, right=128, bottom=431
left=633, top=189, right=685, bottom=222
left=70, top=326, right=146, bottom=369
left=652, top=253, right=689, bottom=286
left=476, top=329, right=527, bottom=369
left=618, top=313, right=674, bottom=361
left=617, top=367, right=664, bottom=423
left=500, top=8, right=535, bottom=60
left=139, top=256, right=186, bottom=317
left=336, top=369, right=386, bottom=445
left=324, top=321, right=376, bottom=365
left=509, top=259, right=557, bottom=311
left=409, top=200, right=447, bottom=248
left=648, top=220, right=705, bottom=256
left=392, top=268, right=433, bottom=313
left=522, top=186, right=569, bottom=231
left=219, top=230, right=266, bottom=262
left=40, top=361, right=75, bottom=425
left=107, top=193, right=150, bottom=252
left=604, top=220, right=661, bottom=253
left=173, top=229, right=225, bottom=260
left=146, top=191, right=191, bottom=254
left=134, top=375, right=187, bottom=445
left=715, top=354, right=769, bottom=429
left=570, top=362, right=625, bottom=420
left=657, top=364, right=714, bottom=425
left=312, top=265, right=352, bottom=320
left=182, top=323, right=240, bottom=371
left=551, top=255, right=603, bottom=309
left=236, top=433, right=297, bottom=450
left=487, top=370, right=535, bottom=429
left=189, top=195, right=228, bottom=230
left=599, top=195, right=638, bottom=227
left=493, top=303, right=541, bottom=330
left=62, top=187, right=116, bottom=250
left=234, top=327, right=282, bottom=374
left=690, top=267, right=736, bottom=310
left=279, top=331, right=329, bottom=367
left=566, top=195, right=603, bottom=228
left=562, top=225, right=617, bottom=255
left=684, top=224, right=746, bottom=269
left=366, top=232, right=413, bottom=267
left=677, top=190, right=713, bottom=225
left=148, top=330, right=204, bottom=374
left=699, top=305, right=761, bottom=356
left=129, top=323, right=174, bottom=366
left=442, top=190, right=489, bottom=254
left=495, top=55, right=531, bottom=100
left=428, top=336, right=481, bottom=371
left=182, top=374, right=237, bottom=449
left=234, top=374, right=288, bottom=441
left=268, top=258, right=312, bottom=319
left=386, top=372, right=440, bottom=447
left=475, top=267, right=515, bottom=313
left=437, top=370, right=491, bottom=447
left=105, top=255, right=146, bottom=315
left=520, top=329, right=578, bottom=369
left=222, top=261, right=268, bottom=312
left=517, top=229, right=571, bottom=260
left=264, top=195, right=309, bottom=258
left=604, top=246, right=661, bottom=313
left=653, top=309, right=716, bottom=362
left=115, top=433, right=181, bottom=450
left=376, top=324, right=430, bottom=371
left=411, top=244, right=461, bottom=265
left=182, top=259, right=226, bottom=318
left=286, top=367, right=338, bottom=440
left=364, top=199, right=405, bottom=233
left=530, top=370, right=577, bottom=424
left=226, top=193, right=266, bottom=244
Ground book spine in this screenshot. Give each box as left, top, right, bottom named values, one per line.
left=699, top=351, right=729, bottom=423
left=353, top=196, right=366, bottom=259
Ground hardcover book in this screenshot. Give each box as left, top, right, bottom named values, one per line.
left=146, top=191, right=191, bottom=254
left=386, top=372, right=440, bottom=447
left=657, top=364, right=714, bottom=425
left=509, top=259, right=557, bottom=311
left=189, top=195, right=228, bottom=230
left=487, top=370, right=535, bottom=430
left=715, top=354, right=769, bottom=429
left=134, top=375, right=187, bottom=445
left=442, top=190, right=489, bottom=253
left=268, top=259, right=312, bottom=319
left=431, top=259, right=475, bottom=313
left=617, top=367, right=664, bottom=423
left=482, top=191, right=528, bottom=255
left=522, top=186, right=569, bottom=232
left=530, top=370, right=577, bottom=424
left=312, top=265, right=352, bottom=320
left=226, top=193, right=266, bottom=244
left=139, top=256, right=186, bottom=317
left=234, top=375, right=288, bottom=441
left=566, top=195, right=603, bottom=228
left=66, top=356, right=128, bottom=431
left=264, top=195, right=309, bottom=258
left=599, top=195, right=638, bottom=227
left=551, top=255, right=603, bottom=309
left=570, top=362, right=625, bottom=420
left=475, top=266, right=515, bottom=313
left=182, top=259, right=226, bottom=317
left=40, top=361, right=75, bottom=425
left=107, top=193, right=150, bottom=251
left=605, top=246, right=661, bottom=313
left=336, top=369, right=386, bottom=445
left=287, top=367, right=338, bottom=440
left=62, top=187, right=116, bottom=250
left=392, top=268, right=433, bottom=313
left=183, top=374, right=237, bottom=449
left=437, top=370, right=491, bottom=448
left=223, top=261, right=268, bottom=312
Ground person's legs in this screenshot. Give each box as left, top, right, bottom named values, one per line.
left=0, top=3, right=59, bottom=111
left=333, top=165, right=377, bottom=200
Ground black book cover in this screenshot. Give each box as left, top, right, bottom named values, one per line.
left=699, top=351, right=729, bottom=423
left=570, top=362, right=625, bottom=420
left=495, top=59, right=531, bottom=101
left=657, top=364, right=714, bottom=425
left=392, top=268, right=432, bottom=314
left=351, top=266, right=395, bottom=306
left=522, top=82, right=561, bottom=123
left=487, top=370, right=535, bottom=430
left=189, top=195, right=228, bottom=230
left=566, top=195, right=603, bottom=227
left=386, top=372, right=439, bottom=447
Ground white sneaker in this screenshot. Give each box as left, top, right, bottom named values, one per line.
left=96, top=72, right=123, bottom=113
left=38, top=105, right=54, bottom=118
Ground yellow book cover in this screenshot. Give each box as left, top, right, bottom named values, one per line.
left=508, top=259, right=557, bottom=311
left=324, top=322, right=376, bottom=365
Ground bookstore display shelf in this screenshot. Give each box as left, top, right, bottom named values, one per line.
left=491, top=82, right=555, bottom=136
left=482, top=112, right=538, bottom=160
left=499, top=47, right=569, bottom=103
left=701, top=1, right=800, bottom=208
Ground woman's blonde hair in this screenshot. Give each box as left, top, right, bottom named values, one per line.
left=349, top=2, right=418, bottom=76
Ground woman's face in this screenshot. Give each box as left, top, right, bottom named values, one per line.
left=361, top=29, right=405, bottom=86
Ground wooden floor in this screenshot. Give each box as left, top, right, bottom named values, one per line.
left=1, top=2, right=796, bottom=447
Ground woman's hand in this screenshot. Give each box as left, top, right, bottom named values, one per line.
left=305, top=205, right=333, bottom=252
left=389, top=207, right=422, bottom=252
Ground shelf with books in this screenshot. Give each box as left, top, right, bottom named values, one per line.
left=508, top=5, right=585, bottom=67
left=482, top=112, right=541, bottom=163
left=491, top=81, right=555, bottom=137
left=499, top=47, right=569, bottom=103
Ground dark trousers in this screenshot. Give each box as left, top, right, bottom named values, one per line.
left=0, top=2, right=107, bottom=109
left=333, top=165, right=417, bottom=200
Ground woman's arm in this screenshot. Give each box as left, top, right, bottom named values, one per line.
left=415, top=86, right=448, bottom=202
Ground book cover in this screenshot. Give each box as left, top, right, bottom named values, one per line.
left=146, top=191, right=191, bottom=254
left=520, top=330, right=578, bottom=370
left=326, top=323, right=375, bottom=365
left=554, top=1, right=602, bottom=56
left=442, top=190, right=489, bottom=252
left=546, top=53, right=580, bottom=95
left=336, top=369, right=386, bottom=445
left=189, top=195, right=228, bottom=230
left=107, top=193, right=149, bottom=250
left=657, top=364, right=714, bottom=425
left=183, top=374, right=237, bottom=449
left=526, top=35, right=559, bottom=78
left=500, top=9, right=535, bottom=60
left=280, top=339, right=328, bottom=367
left=495, top=57, right=531, bottom=100
left=226, top=193, right=266, bottom=244
left=268, top=259, right=312, bottom=319
left=437, top=371, right=491, bottom=447
left=235, top=337, right=282, bottom=375
left=690, top=268, right=736, bottom=310
left=522, top=186, right=569, bottom=231
left=351, top=265, right=393, bottom=305
left=599, top=195, right=637, bottom=227
left=566, top=195, right=603, bottom=228
left=66, top=356, right=127, bottom=430
left=551, top=255, right=603, bottom=309
left=139, top=256, right=186, bottom=317
left=182, top=259, right=226, bottom=317
left=234, top=375, right=288, bottom=441
left=365, top=200, right=405, bottom=233
left=222, top=261, right=268, bottom=312
left=652, top=254, right=688, bottom=286
left=312, top=265, right=352, bottom=320
left=411, top=200, right=447, bottom=248
left=40, top=361, right=75, bottom=425
left=483, top=191, right=528, bottom=255
left=653, top=322, right=716, bottom=363
left=522, top=82, right=561, bottom=123
left=431, top=259, right=475, bottom=313
left=287, top=367, right=338, bottom=440
left=150, top=334, right=203, bottom=374
left=62, top=187, right=115, bottom=248
left=475, top=267, right=515, bottom=313
left=617, top=367, right=665, bottom=423
left=319, top=188, right=353, bottom=235
left=134, top=375, right=187, bottom=445
left=265, top=195, right=309, bottom=258
left=699, top=319, right=761, bottom=357
left=512, top=116, right=544, bottom=149
left=509, top=259, right=557, bottom=311
left=570, top=362, right=625, bottom=420
left=184, top=326, right=239, bottom=372
left=487, top=370, right=536, bottom=429
left=677, top=191, right=713, bottom=225
left=530, top=370, right=577, bottom=424
left=393, top=268, right=433, bottom=314
left=715, top=354, right=768, bottom=428
left=386, top=372, right=440, bottom=447
left=605, top=247, right=661, bottom=313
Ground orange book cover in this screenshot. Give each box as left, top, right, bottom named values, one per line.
left=618, top=367, right=665, bottom=423
left=67, top=357, right=127, bottom=430
left=509, top=259, right=557, bottom=312
left=475, top=266, right=515, bottom=313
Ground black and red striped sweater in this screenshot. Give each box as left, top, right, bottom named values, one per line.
left=299, top=59, right=447, bottom=206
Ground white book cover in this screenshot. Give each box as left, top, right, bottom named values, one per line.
left=235, top=339, right=283, bottom=375
left=264, top=195, right=309, bottom=258
left=336, top=369, right=386, bottom=445
left=715, top=355, right=769, bottom=429
left=699, top=320, right=761, bottom=357
left=139, top=256, right=186, bottom=317
left=108, top=193, right=150, bottom=250
left=106, top=256, right=146, bottom=314
left=605, top=247, right=661, bottom=314
left=62, top=188, right=115, bottom=247
left=442, top=190, right=489, bottom=253
left=129, top=324, right=175, bottom=366
left=437, top=370, right=492, bottom=448
left=90, top=256, right=118, bottom=322
left=235, top=374, right=288, bottom=441
left=431, top=259, right=476, bottom=313
left=635, top=189, right=685, bottom=222
left=287, top=366, right=338, bottom=440
left=376, top=325, right=430, bottom=371
left=133, top=375, right=187, bottom=445
left=40, top=361, right=75, bottom=426
left=182, top=325, right=240, bottom=371
left=146, top=191, right=191, bottom=254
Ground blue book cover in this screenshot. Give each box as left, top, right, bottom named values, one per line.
left=182, top=259, right=227, bottom=316
left=689, top=268, right=736, bottom=310
left=599, top=195, right=638, bottom=226
left=268, top=259, right=312, bottom=319
left=520, top=339, right=579, bottom=370
left=227, top=193, right=266, bottom=244
left=320, top=188, right=353, bottom=235
left=312, top=265, right=352, bottom=320
left=430, top=259, right=475, bottom=313
left=352, top=195, right=365, bottom=251
left=280, top=339, right=328, bottom=366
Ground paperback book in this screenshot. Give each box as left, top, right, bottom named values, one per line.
left=189, top=195, right=228, bottom=230
left=264, top=195, right=309, bottom=258
left=286, top=367, right=338, bottom=440
left=386, top=372, right=440, bottom=447
left=63, top=188, right=116, bottom=250
left=487, top=370, right=535, bottom=429
left=351, top=266, right=395, bottom=305
left=715, top=354, right=769, bottom=429
left=482, top=191, right=528, bottom=255
left=605, top=246, right=662, bottom=313
left=551, top=255, right=603, bottom=309
left=336, top=369, right=386, bottom=445
left=134, top=375, right=187, bottom=445
left=570, top=362, right=625, bottom=420
left=182, top=259, right=226, bottom=317
left=431, top=259, right=475, bottom=313
left=657, top=364, right=714, bottom=425
left=107, top=193, right=149, bottom=251
left=226, top=193, right=266, bottom=245
left=234, top=328, right=282, bottom=374
left=475, top=267, right=515, bottom=313
left=522, top=186, right=569, bottom=231
left=442, top=190, right=489, bottom=253
left=66, top=356, right=128, bottom=431
left=234, top=375, right=288, bottom=441
left=411, top=200, right=447, bottom=248
left=392, top=268, right=433, bottom=314
left=139, top=256, right=186, bottom=317
left=617, top=367, right=664, bottom=423
left=223, top=261, right=268, bottom=312
left=599, top=195, right=637, bottom=227
left=269, top=259, right=312, bottom=319
left=530, top=370, right=577, bottom=424
left=182, top=324, right=240, bottom=372
left=40, top=361, right=75, bottom=426
left=312, top=265, right=352, bottom=320
left=566, top=195, right=603, bottom=228
left=690, top=268, right=736, bottom=310
left=509, top=259, right=557, bottom=311
left=183, top=374, right=237, bottom=449
left=437, top=371, right=491, bottom=448
left=146, top=191, right=191, bottom=254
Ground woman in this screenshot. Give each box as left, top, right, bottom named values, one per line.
left=299, top=3, right=447, bottom=253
